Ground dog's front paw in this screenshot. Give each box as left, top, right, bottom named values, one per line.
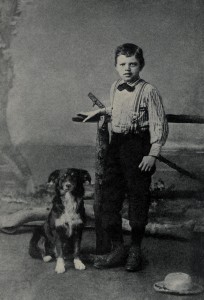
left=55, top=258, right=66, bottom=274
left=74, top=258, right=86, bottom=270
left=43, top=255, right=53, bottom=263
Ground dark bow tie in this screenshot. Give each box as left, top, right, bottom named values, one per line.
left=117, top=83, right=135, bottom=92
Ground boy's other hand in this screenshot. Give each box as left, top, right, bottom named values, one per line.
left=78, top=109, right=101, bottom=122
left=138, top=156, right=156, bottom=172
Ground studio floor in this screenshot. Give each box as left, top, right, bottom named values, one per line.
left=0, top=228, right=204, bottom=300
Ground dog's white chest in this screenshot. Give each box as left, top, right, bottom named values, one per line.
left=64, top=192, right=77, bottom=215
left=55, top=192, right=82, bottom=230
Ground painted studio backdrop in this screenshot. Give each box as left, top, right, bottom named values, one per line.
left=0, top=2, right=204, bottom=299
left=0, top=0, right=203, bottom=194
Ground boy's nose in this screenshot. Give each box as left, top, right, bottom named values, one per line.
left=125, top=64, right=130, bottom=70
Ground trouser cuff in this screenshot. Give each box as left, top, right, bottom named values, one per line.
left=131, top=226, right=146, bottom=247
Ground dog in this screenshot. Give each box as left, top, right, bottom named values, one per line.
left=29, top=168, right=91, bottom=273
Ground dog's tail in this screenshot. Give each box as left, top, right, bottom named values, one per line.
left=29, top=226, right=45, bottom=259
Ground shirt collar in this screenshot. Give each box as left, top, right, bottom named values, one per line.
left=120, top=77, right=141, bottom=87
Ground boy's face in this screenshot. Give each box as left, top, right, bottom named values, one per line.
left=115, top=55, right=140, bottom=83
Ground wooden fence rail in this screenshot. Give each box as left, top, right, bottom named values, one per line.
left=166, top=114, right=204, bottom=124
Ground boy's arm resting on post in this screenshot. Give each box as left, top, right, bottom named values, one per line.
left=78, top=106, right=112, bottom=122
left=78, top=82, right=115, bottom=122
left=138, top=87, right=169, bottom=172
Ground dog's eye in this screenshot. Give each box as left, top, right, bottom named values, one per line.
left=62, top=174, right=69, bottom=180
left=71, top=173, right=77, bottom=180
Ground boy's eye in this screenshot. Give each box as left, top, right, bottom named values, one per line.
left=120, top=63, right=125, bottom=66
left=130, top=63, right=138, bottom=67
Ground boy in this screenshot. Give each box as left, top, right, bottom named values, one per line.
left=81, top=43, right=168, bottom=271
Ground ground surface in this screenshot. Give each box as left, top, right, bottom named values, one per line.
left=0, top=228, right=204, bottom=300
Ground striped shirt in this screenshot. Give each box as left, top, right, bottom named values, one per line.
left=105, top=78, right=168, bottom=157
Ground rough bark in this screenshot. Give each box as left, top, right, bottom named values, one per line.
left=86, top=93, right=111, bottom=253
left=94, top=120, right=111, bottom=253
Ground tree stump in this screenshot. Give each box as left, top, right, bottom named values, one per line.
left=94, top=119, right=111, bottom=254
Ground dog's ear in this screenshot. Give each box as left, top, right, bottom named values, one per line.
left=78, top=170, right=91, bottom=184
left=83, top=171, right=91, bottom=184
left=68, top=170, right=84, bottom=198
left=47, top=169, right=60, bottom=186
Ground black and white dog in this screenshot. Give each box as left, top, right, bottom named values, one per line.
left=29, top=168, right=91, bottom=273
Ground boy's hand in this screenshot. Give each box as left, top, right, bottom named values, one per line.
left=138, top=156, right=156, bottom=172
left=78, top=109, right=102, bottom=122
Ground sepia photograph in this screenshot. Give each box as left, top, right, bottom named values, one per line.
left=0, top=0, right=203, bottom=299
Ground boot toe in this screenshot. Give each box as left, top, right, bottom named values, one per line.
left=125, top=260, right=142, bottom=272
left=93, top=245, right=126, bottom=269
left=125, top=247, right=142, bottom=272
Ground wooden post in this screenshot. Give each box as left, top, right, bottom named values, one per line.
left=87, top=93, right=111, bottom=254
left=94, top=119, right=111, bottom=254
left=73, top=93, right=111, bottom=253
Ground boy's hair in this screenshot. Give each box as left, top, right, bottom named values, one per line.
left=115, top=43, right=145, bottom=70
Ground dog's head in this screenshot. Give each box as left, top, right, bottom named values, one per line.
left=57, top=169, right=84, bottom=197
left=47, top=168, right=91, bottom=188
left=48, top=168, right=91, bottom=198
left=58, top=170, right=78, bottom=194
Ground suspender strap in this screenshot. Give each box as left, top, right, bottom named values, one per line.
left=133, top=81, right=148, bottom=114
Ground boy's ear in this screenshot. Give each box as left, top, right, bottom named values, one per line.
left=115, top=64, right=119, bottom=73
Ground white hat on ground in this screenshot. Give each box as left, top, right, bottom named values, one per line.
left=154, top=272, right=203, bottom=295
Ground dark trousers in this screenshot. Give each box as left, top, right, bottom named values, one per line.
left=101, top=131, right=155, bottom=245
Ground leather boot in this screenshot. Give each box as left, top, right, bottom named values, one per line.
left=94, top=244, right=126, bottom=269
left=125, top=245, right=142, bottom=272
